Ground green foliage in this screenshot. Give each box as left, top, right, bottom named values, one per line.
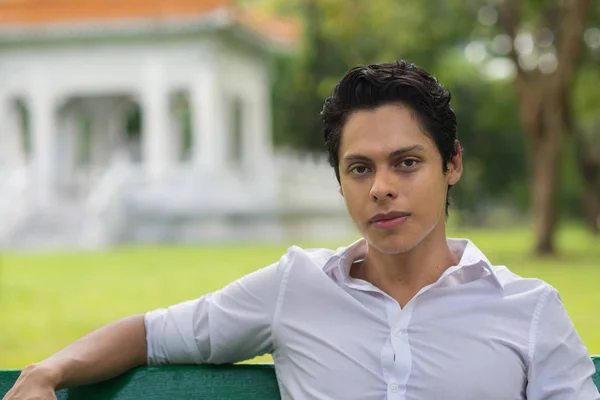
left=559, top=140, right=586, bottom=218
left=573, top=64, right=600, bottom=154
left=434, top=52, right=529, bottom=213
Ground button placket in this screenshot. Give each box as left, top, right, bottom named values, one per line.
left=380, top=296, right=401, bottom=386
left=387, top=302, right=415, bottom=399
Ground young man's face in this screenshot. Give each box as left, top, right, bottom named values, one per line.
left=338, top=104, right=462, bottom=254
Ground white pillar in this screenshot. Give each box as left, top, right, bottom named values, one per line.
left=245, top=75, right=277, bottom=208
left=55, top=107, right=79, bottom=191
left=0, top=94, right=25, bottom=168
left=246, top=77, right=274, bottom=176
left=141, top=63, right=172, bottom=180
left=190, top=63, right=226, bottom=172
left=28, top=76, right=58, bottom=205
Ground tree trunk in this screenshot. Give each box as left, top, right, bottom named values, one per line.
left=516, top=81, right=563, bottom=255
left=530, top=102, right=563, bottom=255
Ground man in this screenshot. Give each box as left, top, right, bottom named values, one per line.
left=4, top=61, right=599, bottom=399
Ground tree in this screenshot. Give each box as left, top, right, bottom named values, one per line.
left=268, top=0, right=349, bottom=152
left=494, top=0, right=594, bottom=254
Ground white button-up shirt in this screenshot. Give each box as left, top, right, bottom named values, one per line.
left=144, top=238, right=599, bottom=399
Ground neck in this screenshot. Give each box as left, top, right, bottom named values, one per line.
left=355, top=222, right=459, bottom=307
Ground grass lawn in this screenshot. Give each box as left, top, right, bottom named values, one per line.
left=1, top=225, right=599, bottom=369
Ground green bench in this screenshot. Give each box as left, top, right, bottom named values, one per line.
left=1, top=358, right=599, bottom=399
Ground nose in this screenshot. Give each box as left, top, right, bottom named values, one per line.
left=369, top=169, right=399, bottom=201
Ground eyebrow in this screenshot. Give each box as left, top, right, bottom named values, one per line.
left=342, top=145, right=426, bottom=163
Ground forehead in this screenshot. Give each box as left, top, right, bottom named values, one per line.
left=339, top=104, right=436, bottom=157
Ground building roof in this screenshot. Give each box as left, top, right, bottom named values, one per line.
left=235, top=7, right=298, bottom=47
left=0, top=0, right=298, bottom=46
left=0, top=0, right=230, bottom=24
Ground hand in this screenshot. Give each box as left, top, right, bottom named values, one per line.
left=2, top=365, right=58, bottom=400
left=2, top=385, right=56, bottom=400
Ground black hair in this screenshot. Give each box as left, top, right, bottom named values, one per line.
left=321, top=60, right=459, bottom=215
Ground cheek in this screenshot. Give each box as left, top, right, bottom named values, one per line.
left=341, top=184, right=359, bottom=204
left=340, top=183, right=366, bottom=212
left=407, top=169, right=447, bottom=204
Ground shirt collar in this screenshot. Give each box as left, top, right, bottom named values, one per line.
left=322, top=237, right=504, bottom=290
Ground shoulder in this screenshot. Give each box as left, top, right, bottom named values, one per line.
left=224, top=245, right=342, bottom=297
left=279, top=244, right=339, bottom=271
left=494, top=266, right=558, bottom=299
left=274, top=242, right=362, bottom=283
left=492, top=266, right=564, bottom=323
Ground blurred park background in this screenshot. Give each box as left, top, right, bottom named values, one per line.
left=0, top=0, right=599, bottom=368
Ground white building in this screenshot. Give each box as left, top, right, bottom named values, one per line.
left=0, top=0, right=350, bottom=250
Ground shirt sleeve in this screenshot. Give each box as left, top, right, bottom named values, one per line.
left=144, top=254, right=290, bottom=366
left=526, top=286, right=600, bottom=399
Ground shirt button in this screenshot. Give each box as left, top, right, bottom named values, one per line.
left=390, top=383, right=399, bottom=393
left=393, top=328, right=405, bottom=338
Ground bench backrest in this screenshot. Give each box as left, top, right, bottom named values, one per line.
left=0, top=365, right=279, bottom=400
left=1, top=359, right=599, bottom=399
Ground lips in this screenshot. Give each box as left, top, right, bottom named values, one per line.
left=369, top=211, right=411, bottom=224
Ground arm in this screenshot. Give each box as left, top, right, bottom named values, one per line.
left=145, top=258, right=287, bottom=366
left=526, top=286, right=600, bottom=399
left=3, top=314, right=147, bottom=399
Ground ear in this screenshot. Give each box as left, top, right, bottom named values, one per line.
left=446, top=140, right=463, bottom=186
left=338, top=185, right=344, bottom=197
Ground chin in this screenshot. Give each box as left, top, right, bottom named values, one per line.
left=366, top=233, right=420, bottom=255
left=363, top=221, right=438, bottom=255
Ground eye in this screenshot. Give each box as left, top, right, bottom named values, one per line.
left=349, top=165, right=371, bottom=175
left=398, top=159, right=419, bottom=168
